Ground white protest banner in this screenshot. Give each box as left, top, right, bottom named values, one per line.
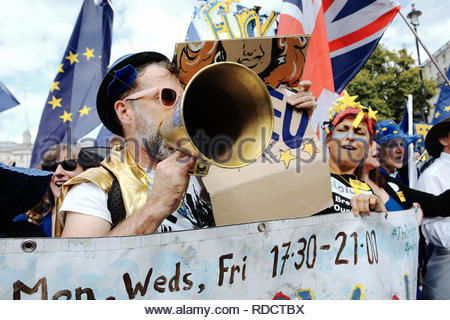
left=0, top=209, right=418, bottom=300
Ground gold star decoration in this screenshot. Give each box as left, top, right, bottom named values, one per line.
left=367, top=106, right=378, bottom=120
left=83, top=47, right=95, bottom=60
left=337, top=91, right=358, bottom=109
left=328, top=93, right=377, bottom=133
left=329, top=92, right=361, bottom=122
left=445, top=106, right=450, bottom=112
left=279, top=149, right=296, bottom=168
left=59, top=111, right=73, bottom=123
left=65, top=51, right=79, bottom=65
left=78, top=106, right=91, bottom=116
left=57, top=64, right=64, bottom=74
left=50, top=81, right=60, bottom=93
left=435, top=111, right=440, bottom=118
left=381, top=127, right=387, bottom=132
left=302, top=141, right=319, bottom=157
left=48, top=96, right=62, bottom=109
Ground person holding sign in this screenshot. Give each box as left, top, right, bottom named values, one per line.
left=55, top=51, right=317, bottom=238
left=320, top=93, right=385, bottom=216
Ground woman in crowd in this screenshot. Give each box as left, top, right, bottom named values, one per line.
left=14, top=144, right=83, bottom=237
left=362, top=140, right=449, bottom=215
left=375, top=119, right=420, bottom=184
left=364, top=119, right=450, bottom=213
left=320, top=94, right=385, bottom=215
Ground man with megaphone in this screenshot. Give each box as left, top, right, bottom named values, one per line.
left=55, top=51, right=316, bottom=238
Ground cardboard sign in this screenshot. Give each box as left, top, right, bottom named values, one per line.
left=173, top=35, right=310, bottom=88
left=203, top=86, right=332, bottom=226
left=1, top=209, right=419, bottom=300
left=171, top=35, right=324, bottom=226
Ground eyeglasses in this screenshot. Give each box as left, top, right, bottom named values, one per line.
left=123, top=87, right=178, bottom=108
left=42, top=159, right=78, bottom=172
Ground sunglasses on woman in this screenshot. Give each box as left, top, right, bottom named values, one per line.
left=42, top=159, right=78, bottom=172
left=123, top=87, right=178, bottom=108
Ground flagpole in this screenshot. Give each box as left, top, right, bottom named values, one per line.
left=407, top=94, right=417, bottom=188
left=107, top=0, right=136, bottom=52
left=415, top=150, right=428, bottom=165
left=399, top=11, right=450, bottom=87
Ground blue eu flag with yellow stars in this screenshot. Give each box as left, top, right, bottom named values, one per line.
left=0, top=81, right=20, bottom=112
left=30, top=0, right=113, bottom=167
left=431, top=65, right=450, bottom=125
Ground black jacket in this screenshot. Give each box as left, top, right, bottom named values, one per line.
left=384, top=176, right=450, bottom=217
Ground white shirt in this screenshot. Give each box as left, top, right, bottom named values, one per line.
left=59, top=170, right=214, bottom=233
left=416, top=152, right=450, bottom=248
left=416, top=152, right=450, bottom=195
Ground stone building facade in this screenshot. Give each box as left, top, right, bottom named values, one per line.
left=0, top=130, right=33, bottom=168
left=423, top=40, right=450, bottom=107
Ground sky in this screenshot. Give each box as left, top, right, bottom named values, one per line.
left=0, top=0, right=449, bottom=144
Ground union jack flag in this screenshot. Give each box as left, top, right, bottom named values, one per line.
left=277, top=0, right=400, bottom=134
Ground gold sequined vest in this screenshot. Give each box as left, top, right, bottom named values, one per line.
left=55, top=147, right=149, bottom=237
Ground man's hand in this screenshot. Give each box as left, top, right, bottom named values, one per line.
left=286, top=80, right=317, bottom=117
left=413, top=202, right=424, bottom=226
left=62, top=152, right=196, bottom=238
left=350, top=194, right=386, bottom=216
left=146, top=151, right=195, bottom=223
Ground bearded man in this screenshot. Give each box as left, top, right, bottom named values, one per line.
left=56, top=52, right=316, bottom=237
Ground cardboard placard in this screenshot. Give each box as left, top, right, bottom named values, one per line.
left=171, top=36, right=330, bottom=226
left=173, top=35, right=310, bottom=88
left=203, top=87, right=332, bottom=226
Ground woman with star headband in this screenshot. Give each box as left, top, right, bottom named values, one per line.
left=320, top=92, right=385, bottom=216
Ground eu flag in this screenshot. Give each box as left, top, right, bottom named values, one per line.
left=414, top=122, right=432, bottom=149
left=431, top=65, right=450, bottom=124
left=30, top=0, right=113, bottom=167
left=0, top=81, right=20, bottom=112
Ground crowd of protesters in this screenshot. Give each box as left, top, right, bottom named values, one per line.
left=1, top=50, right=449, bottom=299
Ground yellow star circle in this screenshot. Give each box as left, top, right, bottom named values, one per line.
left=50, top=81, right=60, bottom=93
left=59, top=111, right=73, bottom=123
left=48, top=96, right=62, bottom=109
left=83, top=47, right=95, bottom=60
left=65, top=51, right=79, bottom=65
left=78, top=106, right=91, bottom=116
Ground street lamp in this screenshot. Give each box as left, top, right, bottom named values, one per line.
left=407, top=3, right=428, bottom=122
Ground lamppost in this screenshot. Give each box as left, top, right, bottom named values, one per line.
left=407, top=3, right=428, bottom=122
